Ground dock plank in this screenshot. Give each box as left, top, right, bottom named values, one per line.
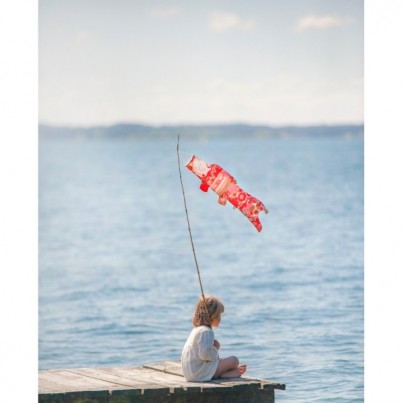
left=65, top=367, right=161, bottom=389
left=144, top=360, right=285, bottom=390
left=103, top=367, right=208, bottom=394
left=39, top=369, right=129, bottom=393
left=105, top=368, right=186, bottom=391
left=91, top=367, right=179, bottom=390
left=143, top=360, right=183, bottom=376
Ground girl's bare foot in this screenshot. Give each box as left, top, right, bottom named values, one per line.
left=239, top=364, right=247, bottom=375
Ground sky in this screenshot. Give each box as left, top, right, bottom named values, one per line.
left=39, top=0, right=363, bottom=127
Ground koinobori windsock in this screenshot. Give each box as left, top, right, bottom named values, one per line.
left=186, top=155, right=268, bottom=232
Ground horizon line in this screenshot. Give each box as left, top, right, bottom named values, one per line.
left=38, top=120, right=364, bottom=129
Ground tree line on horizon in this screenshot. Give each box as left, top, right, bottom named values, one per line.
left=39, top=123, right=364, bottom=140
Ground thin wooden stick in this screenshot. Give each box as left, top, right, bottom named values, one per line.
left=176, top=135, right=211, bottom=325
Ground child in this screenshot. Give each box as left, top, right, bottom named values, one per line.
left=181, top=295, right=247, bottom=382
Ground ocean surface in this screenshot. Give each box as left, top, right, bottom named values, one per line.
left=39, top=134, right=363, bottom=402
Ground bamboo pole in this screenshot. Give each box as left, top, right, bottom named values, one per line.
left=176, top=135, right=211, bottom=325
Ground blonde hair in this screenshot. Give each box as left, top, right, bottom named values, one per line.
left=192, top=295, right=224, bottom=327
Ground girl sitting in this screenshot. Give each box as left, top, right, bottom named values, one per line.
left=181, top=295, right=247, bottom=382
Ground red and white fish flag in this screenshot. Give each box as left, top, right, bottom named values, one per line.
left=186, top=155, right=268, bottom=232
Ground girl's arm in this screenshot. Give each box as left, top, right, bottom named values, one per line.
left=197, top=330, right=219, bottom=361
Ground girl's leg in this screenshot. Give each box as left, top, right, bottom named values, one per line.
left=214, top=357, right=246, bottom=378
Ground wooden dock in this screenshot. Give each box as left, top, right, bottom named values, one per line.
left=39, top=360, right=285, bottom=402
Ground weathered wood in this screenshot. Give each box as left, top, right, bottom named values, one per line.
left=39, top=360, right=285, bottom=402
left=39, top=369, right=130, bottom=392
left=144, top=361, right=286, bottom=391
left=143, top=360, right=183, bottom=376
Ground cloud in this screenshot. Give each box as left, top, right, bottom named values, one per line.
left=150, top=6, right=180, bottom=19
left=296, top=15, right=352, bottom=32
left=209, top=12, right=255, bottom=32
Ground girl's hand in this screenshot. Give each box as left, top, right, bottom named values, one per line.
left=213, top=339, right=220, bottom=350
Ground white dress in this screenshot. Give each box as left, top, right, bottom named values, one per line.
left=181, top=325, right=219, bottom=382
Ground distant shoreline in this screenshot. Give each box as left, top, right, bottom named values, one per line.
left=39, top=123, right=364, bottom=140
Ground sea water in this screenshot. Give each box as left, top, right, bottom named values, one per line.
left=39, top=135, right=363, bottom=402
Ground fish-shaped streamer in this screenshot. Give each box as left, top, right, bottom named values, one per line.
left=186, top=155, right=268, bottom=232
